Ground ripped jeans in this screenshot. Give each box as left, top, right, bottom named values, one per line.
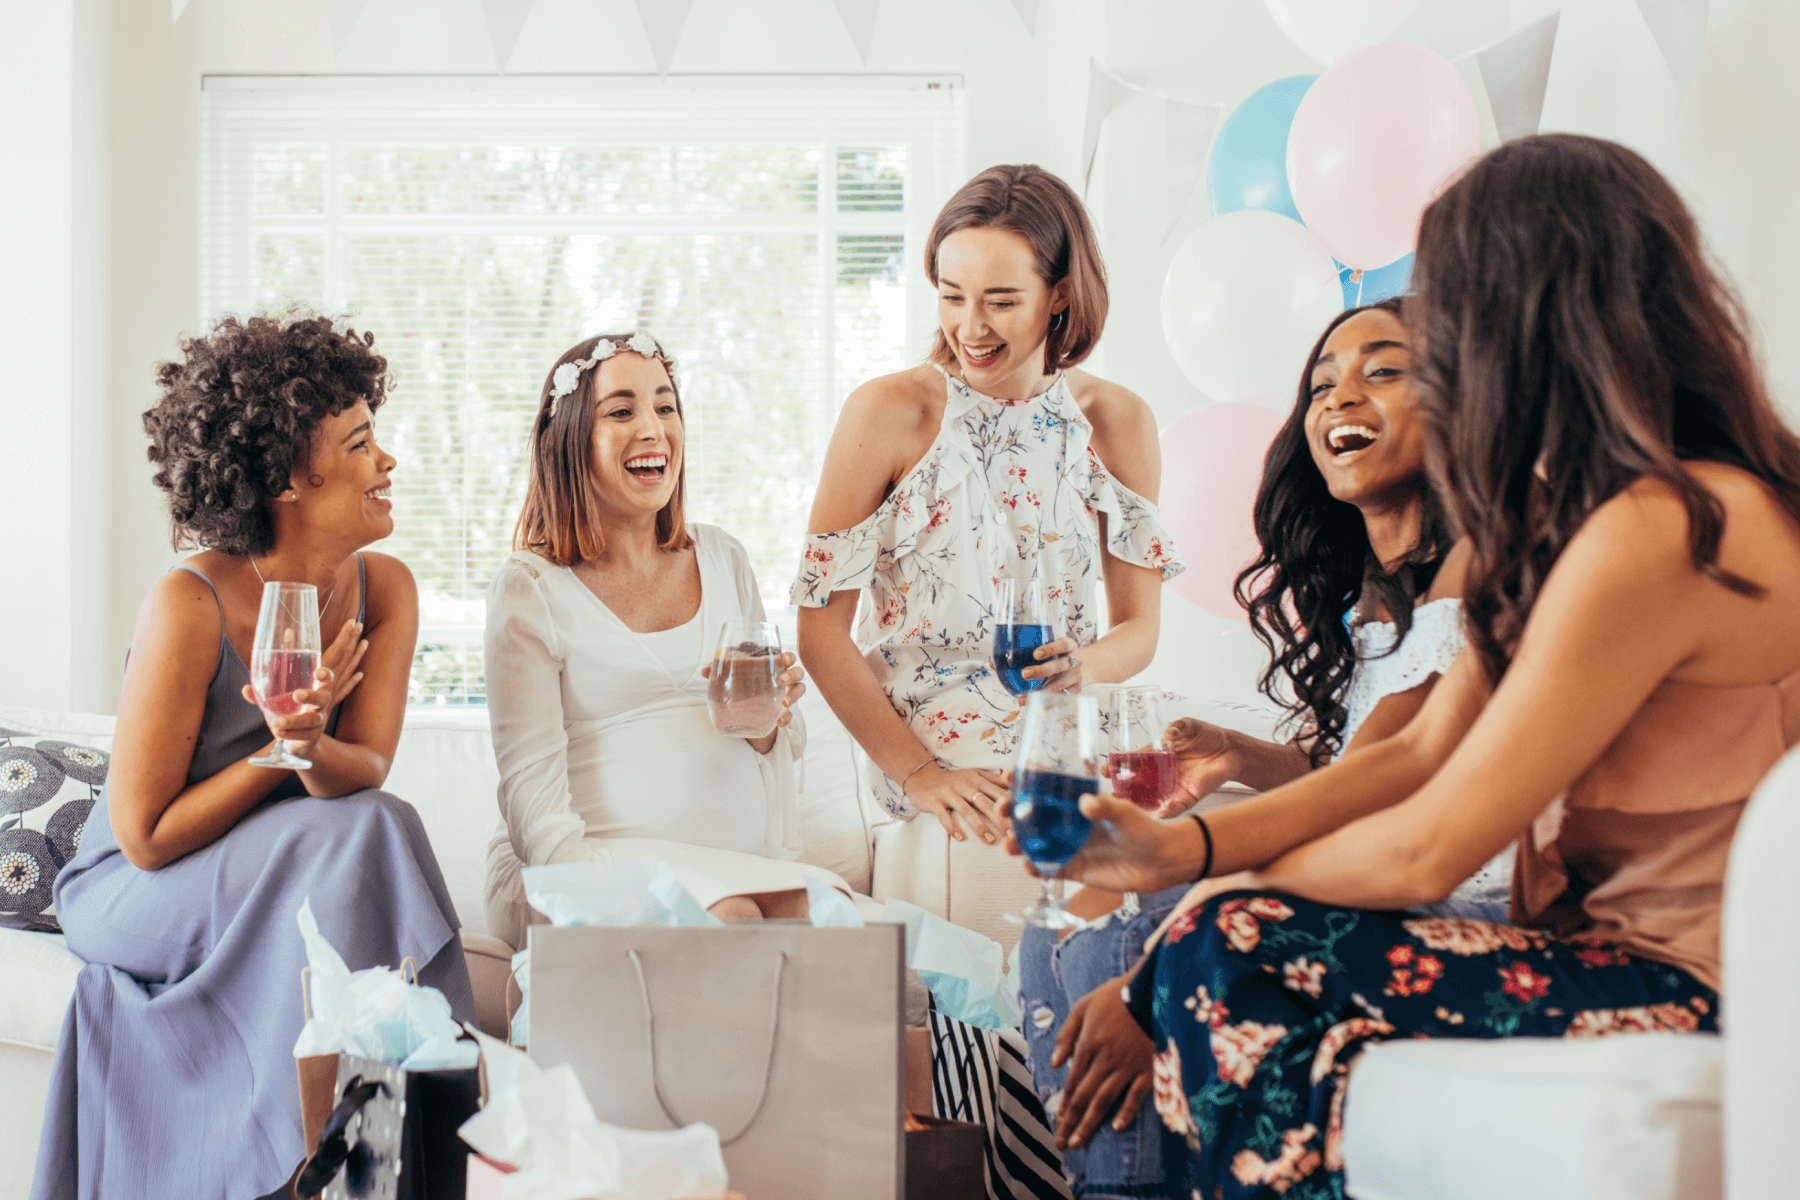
left=1017, top=886, right=1190, bottom=1200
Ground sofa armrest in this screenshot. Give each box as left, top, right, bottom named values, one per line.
left=1722, top=743, right=1800, bottom=1200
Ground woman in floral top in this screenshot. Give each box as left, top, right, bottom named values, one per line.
left=793, top=164, right=1183, bottom=851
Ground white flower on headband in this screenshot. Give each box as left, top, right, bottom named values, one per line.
left=551, top=363, right=580, bottom=399
left=546, top=332, right=669, bottom=416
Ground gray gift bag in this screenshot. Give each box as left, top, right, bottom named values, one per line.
left=528, top=923, right=906, bottom=1199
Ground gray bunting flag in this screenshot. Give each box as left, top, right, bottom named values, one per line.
left=635, top=0, right=696, bottom=75
left=1477, top=9, right=1560, bottom=141
left=1164, top=98, right=1225, bottom=243
left=481, top=0, right=537, bottom=71
left=327, top=0, right=371, bottom=54
left=1635, top=0, right=1709, bottom=105
left=833, top=0, right=883, bottom=64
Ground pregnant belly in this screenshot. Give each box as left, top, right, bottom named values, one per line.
left=565, top=704, right=774, bottom=852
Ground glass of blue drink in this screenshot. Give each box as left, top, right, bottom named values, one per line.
left=993, top=576, right=1053, bottom=696
left=1005, top=691, right=1101, bottom=929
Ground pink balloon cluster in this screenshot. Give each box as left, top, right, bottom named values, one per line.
left=1288, top=42, right=1481, bottom=269
left=1164, top=37, right=1479, bottom=620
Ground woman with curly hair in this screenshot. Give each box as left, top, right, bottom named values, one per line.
left=1017, top=134, right=1800, bottom=1198
left=1017, top=300, right=1506, bottom=1199
left=33, top=313, right=473, bottom=1200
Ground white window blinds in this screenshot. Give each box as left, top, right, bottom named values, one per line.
left=201, top=76, right=965, bottom=706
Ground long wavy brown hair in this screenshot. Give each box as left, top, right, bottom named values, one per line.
left=1410, top=133, right=1800, bottom=683
left=1235, top=299, right=1455, bottom=764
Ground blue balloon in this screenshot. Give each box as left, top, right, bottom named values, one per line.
left=1207, top=74, right=1317, bottom=223
left=1338, top=252, right=1414, bottom=309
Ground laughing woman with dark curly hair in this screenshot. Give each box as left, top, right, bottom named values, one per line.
left=32, top=313, right=473, bottom=1200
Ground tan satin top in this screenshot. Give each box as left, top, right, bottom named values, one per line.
left=1513, top=667, right=1800, bottom=991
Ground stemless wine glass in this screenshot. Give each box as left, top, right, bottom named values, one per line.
left=248, top=581, right=322, bottom=770
left=1106, top=687, right=1178, bottom=811
left=707, top=620, right=784, bottom=738
left=1006, top=690, right=1101, bottom=928
left=992, top=576, right=1053, bottom=697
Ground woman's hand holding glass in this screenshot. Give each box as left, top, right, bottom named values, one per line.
left=1159, top=717, right=1240, bottom=816
left=1017, top=634, right=1084, bottom=697
left=239, top=617, right=368, bottom=766
left=1000, top=785, right=1196, bottom=896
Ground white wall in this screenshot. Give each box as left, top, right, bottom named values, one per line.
left=8, top=0, right=1798, bottom=716
left=0, top=0, right=109, bottom=712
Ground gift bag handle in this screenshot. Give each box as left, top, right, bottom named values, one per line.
left=627, top=948, right=787, bottom=1147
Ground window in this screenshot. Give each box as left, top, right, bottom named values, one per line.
left=202, top=76, right=965, bottom=706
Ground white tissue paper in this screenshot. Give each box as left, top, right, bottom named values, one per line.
left=804, top=875, right=864, bottom=928
left=291, top=897, right=479, bottom=1070
left=459, top=1027, right=729, bottom=1200
left=509, top=948, right=531, bottom=1048
left=521, top=863, right=724, bottom=929
left=882, top=897, right=1023, bottom=1032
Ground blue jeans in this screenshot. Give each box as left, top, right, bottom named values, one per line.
left=1018, top=886, right=1189, bottom=1200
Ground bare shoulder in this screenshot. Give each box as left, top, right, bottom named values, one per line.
left=359, top=551, right=419, bottom=619
left=834, top=364, right=943, bottom=453
left=144, top=560, right=226, bottom=641
left=1065, top=368, right=1159, bottom=497
left=1065, top=369, right=1155, bottom=442
left=1425, top=538, right=1473, bottom=602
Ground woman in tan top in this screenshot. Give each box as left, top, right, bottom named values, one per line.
left=1010, top=134, right=1800, bottom=1198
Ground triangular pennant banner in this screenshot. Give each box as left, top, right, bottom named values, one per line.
left=327, top=0, right=371, bottom=55
left=171, top=0, right=193, bottom=21
left=1635, top=0, right=1708, bottom=105
left=1082, top=60, right=1131, bottom=196
left=634, top=0, right=695, bottom=75
left=1163, top=98, right=1225, bottom=243
left=833, top=0, right=882, bottom=64
left=1009, top=0, right=1040, bottom=37
left=1477, top=10, right=1559, bottom=141
left=481, top=0, right=537, bottom=71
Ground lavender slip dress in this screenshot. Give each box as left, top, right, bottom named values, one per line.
left=31, top=559, right=474, bottom=1200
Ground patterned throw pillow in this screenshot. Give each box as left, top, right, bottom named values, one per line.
left=0, top=728, right=109, bottom=932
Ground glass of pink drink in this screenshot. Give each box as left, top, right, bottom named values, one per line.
left=1106, top=687, right=1178, bottom=811
left=248, top=581, right=322, bottom=769
left=707, top=620, right=784, bottom=738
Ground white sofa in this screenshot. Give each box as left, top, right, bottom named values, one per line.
left=0, top=686, right=1059, bottom=1200
left=5, top=692, right=1789, bottom=1200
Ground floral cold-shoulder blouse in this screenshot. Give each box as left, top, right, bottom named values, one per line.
left=791, top=366, right=1185, bottom=818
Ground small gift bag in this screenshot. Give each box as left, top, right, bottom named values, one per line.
left=298, top=1054, right=482, bottom=1200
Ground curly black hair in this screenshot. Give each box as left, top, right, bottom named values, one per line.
left=1233, top=298, right=1455, bottom=766
left=143, top=313, right=389, bottom=557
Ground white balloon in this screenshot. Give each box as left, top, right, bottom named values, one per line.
left=1160, top=210, right=1345, bottom=407
left=1264, top=0, right=1423, bottom=65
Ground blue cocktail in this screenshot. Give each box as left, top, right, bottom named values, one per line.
left=1005, top=691, right=1101, bottom=929
left=993, top=623, right=1053, bottom=696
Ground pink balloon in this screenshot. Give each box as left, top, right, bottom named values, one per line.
left=1160, top=403, right=1287, bottom=622
left=1287, top=42, right=1479, bottom=270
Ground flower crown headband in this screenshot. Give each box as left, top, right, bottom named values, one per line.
left=546, top=331, right=672, bottom=417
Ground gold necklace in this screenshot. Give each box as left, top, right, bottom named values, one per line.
left=248, top=556, right=338, bottom=619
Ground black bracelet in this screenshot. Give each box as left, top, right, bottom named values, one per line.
left=1188, top=813, right=1215, bottom=882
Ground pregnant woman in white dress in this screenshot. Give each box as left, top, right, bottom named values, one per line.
left=483, top=332, right=845, bottom=948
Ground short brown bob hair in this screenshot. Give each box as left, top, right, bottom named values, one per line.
left=513, top=333, right=693, bottom=566
left=924, top=164, right=1109, bottom=372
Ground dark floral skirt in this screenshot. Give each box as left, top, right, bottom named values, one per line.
left=1148, top=892, right=1717, bottom=1199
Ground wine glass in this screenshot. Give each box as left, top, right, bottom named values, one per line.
left=1106, top=687, right=1178, bottom=811
left=992, top=576, right=1053, bottom=697
left=707, top=621, right=784, bottom=738
left=248, top=581, right=322, bottom=770
left=1005, top=690, right=1101, bottom=928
